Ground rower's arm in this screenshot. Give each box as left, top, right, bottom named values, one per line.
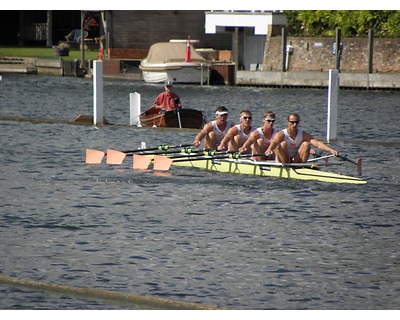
left=264, top=132, right=284, bottom=156
left=239, top=131, right=258, bottom=153
left=218, top=127, right=237, bottom=150
left=193, top=123, right=212, bottom=146
left=310, top=137, right=339, bottom=155
left=304, top=131, right=338, bottom=155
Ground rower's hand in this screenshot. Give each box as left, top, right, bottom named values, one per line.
left=193, top=140, right=200, bottom=147
left=329, top=150, right=340, bottom=157
left=238, top=147, right=246, bottom=154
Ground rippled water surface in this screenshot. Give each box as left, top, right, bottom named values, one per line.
left=0, top=75, right=399, bottom=310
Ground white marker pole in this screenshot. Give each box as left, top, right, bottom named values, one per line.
left=130, top=92, right=141, bottom=127
left=93, top=61, right=104, bottom=126
left=327, top=69, right=339, bottom=142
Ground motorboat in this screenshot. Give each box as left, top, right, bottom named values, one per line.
left=139, top=40, right=209, bottom=84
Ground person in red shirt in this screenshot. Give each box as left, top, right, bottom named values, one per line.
left=153, top=81, right=182, bottom=112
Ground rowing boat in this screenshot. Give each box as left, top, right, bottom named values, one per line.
left=86, top=146, right=367, bottom=184
left=153, top=154, right=367, bottom=184
left=140, top=106, right=206, bottom=128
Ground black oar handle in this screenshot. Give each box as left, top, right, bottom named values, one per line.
left=131, top=147, right=199, bottom=156
left=338, top=154, right=357, bottom=164
left=122, top=144, right=192, bottom=154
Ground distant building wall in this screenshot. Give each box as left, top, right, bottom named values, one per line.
left=110, top=10, right=232, bottom=50
left=263, top=37, right=400, bottom=73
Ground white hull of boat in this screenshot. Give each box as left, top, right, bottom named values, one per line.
left=141, top=65, right=209, bottom=84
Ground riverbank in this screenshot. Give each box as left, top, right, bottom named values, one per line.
left=236, top=70, right=400, bottom=90
left=1, top=55, right=399, bottom=90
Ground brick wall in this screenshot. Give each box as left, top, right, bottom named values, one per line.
left=110, top=10, right=231, bottom=50
left=263, top=37, right=400, bottom=73
left=108, top=48, right=148, bottom=60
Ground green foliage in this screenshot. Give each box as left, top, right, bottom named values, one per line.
left=0, top=46, right=99, bottom=61
left=284, top=10, right=400, bottom=38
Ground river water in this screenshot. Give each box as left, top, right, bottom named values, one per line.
left=0, top=75, right=399, bottom=310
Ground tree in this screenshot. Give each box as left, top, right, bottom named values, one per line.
left=284, top=10, right=400, bottom=38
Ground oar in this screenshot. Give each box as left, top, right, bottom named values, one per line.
left=153, top=152, right=264, bottom=171
left=121, top=143, right=192, bottom=154
left=338, top=154, right=363, bottom=176
left=116, top=148, right=221, bottom=168
left=153, top=150, right=347, bottom=171
left=128, top=148, right=199, bottom=157
left=85, top=144, right=193, bottom=164
left=133, top=154, right=153, bottom=170
left=106, top=149, right=127, bottom=164
left=308, top=153, right=336, bottom=163
left=132, top=149, right=226, bottom=170
left=167, top=149, right=229, bottom=159
left=310, top=151, right=363, bottom=176
left=108, top=147, right=199, bottom=165
left=174, top=98, right=182, bottom=129
left=86, top=149, right=106, bottom=164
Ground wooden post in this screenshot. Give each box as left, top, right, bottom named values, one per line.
left=80, top=11, right=85, bottom=69
left=335, top=28, right=342, bottom=71
left=93, top=61, right=104, bottom=126
left=327, top=70, right=339, bottom=142
left=233, top=27, right=239, bottom=85
left=368, top=29, right=374, bottom=74
left=281, top=27, right=287, bottom=72
left=130, top=92, right=141, bottom=127
left=46, top=10, right=52, bottom=47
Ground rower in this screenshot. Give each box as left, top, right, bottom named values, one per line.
left=264, top=112, right=339, bottom=163
left=193, top=106, right=234, bottom=149
left=217, top=109, right=257, bottom=151
left=239, top=111, right=278, bottom=160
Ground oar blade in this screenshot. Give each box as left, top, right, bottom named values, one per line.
left=86, top=149, right=105, bottom=164
left=339, top=154, right=363, bottom=176
left=106, top=149, right=126, bottom=164
left=153, top=155, right=174, bottom=171
left=356, top=158, right=362, bottom=176
left=133, top=154, right=152, bottom=170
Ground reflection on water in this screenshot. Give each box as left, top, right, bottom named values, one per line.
left=0, top=75, right=399, bottom=310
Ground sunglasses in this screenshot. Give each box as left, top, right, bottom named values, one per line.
left=265, top=118, right=275, bottom=123
left=241, top=116, right=252, bottom=120
left=288, top=120, right=300, bottom=124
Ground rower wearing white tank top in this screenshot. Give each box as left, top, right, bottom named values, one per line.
left=264, top=113, right=339, bottom=163
left=239, top=111, right=277, bottom=160
left=217, top=109, right=256, bottom=151
left=193, top=106, right=234, bottom=149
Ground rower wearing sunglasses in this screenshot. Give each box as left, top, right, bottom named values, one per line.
left=239, top=111, right=277, bottom=160
left=264, top=112, right=339, bottom=163
left=218, top=109, right=256, bottom=151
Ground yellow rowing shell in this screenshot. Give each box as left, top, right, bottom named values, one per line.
left=160, top=156, right=367, bottom=184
